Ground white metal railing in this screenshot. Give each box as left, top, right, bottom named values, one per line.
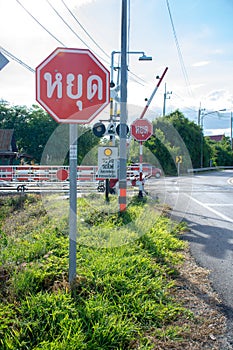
left=0, top=165, right=98, bottom=182
left=0, top=165, right=150, bottom=182
left=188, top=166, right=233, bottom=173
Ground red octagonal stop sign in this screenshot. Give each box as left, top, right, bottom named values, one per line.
left=36, top=47, right=110, bottom=124
left=131, top=118, right=153, bottom=141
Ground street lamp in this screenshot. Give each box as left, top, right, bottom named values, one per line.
left=117, top=0, right=153, bottom=211
left=200, top=109, right=226, bottom=129
left=109, top=47, right=152, bottom=210
left=110, top=50, right=152, bottom=87
left=200, top=108, right=226, bottom=167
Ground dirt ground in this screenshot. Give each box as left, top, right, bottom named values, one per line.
left=150, top=248, right=232, bottom=350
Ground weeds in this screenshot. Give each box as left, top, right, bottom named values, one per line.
left=0, top=194, right=192, bottom=349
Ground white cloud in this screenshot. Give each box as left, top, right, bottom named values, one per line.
left=210, top=49, right=224, bottom=55
left=207, top=90, right=227, bottom=101
left=192, top=61, right=210, bottom=67
left=203, top=90, right=233, bottom=111
left=189, top=83, right=205, bottom=90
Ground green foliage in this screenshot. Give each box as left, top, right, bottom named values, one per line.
left=142, top=111, right=193, bottom=175
left=0, top=102, right=100, bottom=165
left=145, top=111, right=201, bottom=172
left=0, top=194, right=192, bottom=349
left=1, top=102, right=232, bottom=170
left=163, top=110, right=203, bottom=169
left=145, top=135, right=177, bottom=175
left=2, top=292, right=85, bottom=350
left=149, top=111, right=199, bottom=172
left=145, top=110, right=233, bottom=171
left=0, top=103, right=57, bottom=163
left=77, top=127, right=100, bottom=166
left=206, top=135, right=233, bottom=166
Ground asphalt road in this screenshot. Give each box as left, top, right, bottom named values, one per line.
left=148, top=170, right=233, bottom=346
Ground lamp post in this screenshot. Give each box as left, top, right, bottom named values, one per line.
left=110, top=50, right=152, bottom=87
left=112, top=1, right=152, bottom=211
left=117, top=47, right=152, bottom=210
left=197, top=103, right=205, bottom=126
left=200, top=108, right=226, bottom=167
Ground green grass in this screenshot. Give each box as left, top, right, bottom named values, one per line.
left=0, top=194, right=191, bottom=349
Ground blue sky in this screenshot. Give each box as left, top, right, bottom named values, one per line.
left=1, top=0, right=233, bottom=136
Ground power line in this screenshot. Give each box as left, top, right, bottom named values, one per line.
left=16, top=0, right=109, bottom=67
left=0, top=44, right=146, bottom=93
left=60, top=0, right=147, bottom=85
left=15, top=0, right=147, bottom=87
left=46, top=0, right=109, bottom=65
left=127, top=71, right=145, bottom=86
left=202, top=113, right=229, bottom=120
left=172, top=92, right=198, bottom=112
left=166, top=0, right=193, bottom=98
left=0, top=46, right=35, bottom=73
left=60, top=0, right=109, bottom=59
left=16, top=0, right=65, bottom=46
left=60, top=0, right=146, bottom=86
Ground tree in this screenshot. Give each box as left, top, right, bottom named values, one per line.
left=0, top=102, right=57, bottom=162
left=149, top=110, right=233, bottom=170
left=0, top=102, right=100, bottom=165
left=144, top=111, right=194, bottom=175
left=206, top=136, right=233, bottom=166
left=77, top=126, right=100, bottom=165
left=161, top=110, right=205, bottom=168
left=145, top=135, right=177, bottom=175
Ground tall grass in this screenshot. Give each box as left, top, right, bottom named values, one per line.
left=0, top=194, right=191, bottom=349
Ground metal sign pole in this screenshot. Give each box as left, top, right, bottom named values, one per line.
left=138, top=141, right=143, bottom=198
left=177, top=161, right=180, bottom=177
left=69, top=124, right=77, bottom=286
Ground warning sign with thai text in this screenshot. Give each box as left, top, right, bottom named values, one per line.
left=97, top=147, right=118, bottom=179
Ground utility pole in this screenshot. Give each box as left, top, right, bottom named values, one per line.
left=200, top=108, right=226, bottom=167
left=197, top=103, right=205, bottom=126
left=119, top=0, right=128, bottom=212
left=197, top=106, right=201, bottom=126
left=163, top=83, right=172, bottom=116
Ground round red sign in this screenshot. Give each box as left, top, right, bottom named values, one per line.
left=56, top=169, right=69, bottom=181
